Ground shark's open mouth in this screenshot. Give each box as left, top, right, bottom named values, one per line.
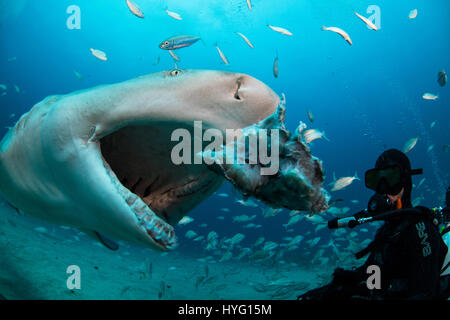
left=100, top=150, right=177, bottom=250
left=98, top=123, right=222, bottom=250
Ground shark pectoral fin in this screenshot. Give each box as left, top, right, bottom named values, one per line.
left=5, top=201, right=22, bottom=216
left=81, top=229, right=119, bottom=251
left=93, top=231, right=119, bottom=251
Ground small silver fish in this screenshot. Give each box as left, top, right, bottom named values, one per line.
left=253, top=237, right=265, bottom=247
left=417, top=178, right=426, bottom=188
left=331, top=173, right=360, bottom=192
left=230, top=233, right=245, bottom=245
left=283, top=215, right=302, bottom=228
left=168, top=50, right=180, bottom=62
left=73, top=70, right=83, bottom=80
left=422, top=93, right=438, bottom=101
left=263, top=241, right=279, bottom=251
left=354, top=11, right=378, bottom=31
left=126, top=0, right=144, bottom=19
left=322, top=26, right=352, bottom=45
left=166, top=9, right=182, bottom=21
left=408, top=9, right=418, bottom=19
left=267, top=25, right=293, bottom=36
left=215, top=44, right=229, bottom=65
left=236, top=32, right=254, bottom=48
left=90, top=48, right=107, bottom=61
left=216, top=193, right=229, bottom=197
left=302, top=129, right=328, bottom=144
left=236, top=198, right=258, bottom=207
left=185, top=230, right=197, bottom=239
left=178, top=216, right=194, bottom=225
left=307, top=110, right=314, bottom=123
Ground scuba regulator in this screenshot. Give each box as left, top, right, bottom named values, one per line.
left=328, top=187, right=450, bottom=230
left=328, top=193, right=394, bottom=229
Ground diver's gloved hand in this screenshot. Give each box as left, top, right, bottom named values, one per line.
left=332, top=268, right=362, bottom=286
left=297, top=284, right=336, bottom=301
left=297, top=268, right=367, bottom=301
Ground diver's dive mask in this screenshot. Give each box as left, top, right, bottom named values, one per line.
left=365, top=165, right=423, bottom=195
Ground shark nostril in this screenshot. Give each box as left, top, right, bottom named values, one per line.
left=234, top=77, right=243, bottom=100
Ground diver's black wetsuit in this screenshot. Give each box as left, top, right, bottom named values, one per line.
left=356, top=206, right=447, bottom=299
left=301, top=206, right=448, bottom=300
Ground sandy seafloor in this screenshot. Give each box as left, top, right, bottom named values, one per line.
left=0, top=200, right=339, bottom=300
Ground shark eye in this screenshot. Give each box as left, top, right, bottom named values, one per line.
left=169, top=69, right=183, bottom=77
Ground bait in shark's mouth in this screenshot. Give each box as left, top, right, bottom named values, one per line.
left=200, top=95, right=329, bottom=213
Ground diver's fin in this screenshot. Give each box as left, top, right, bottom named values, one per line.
left=93, top=231, right=119, bottom=251
left=81, top=229, right=119, bottom=251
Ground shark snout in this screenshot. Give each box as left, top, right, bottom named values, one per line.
left=231, top=73, right=280, bottom=118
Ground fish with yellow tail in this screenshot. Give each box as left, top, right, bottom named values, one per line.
left=322, top=26, right=352, bottom=45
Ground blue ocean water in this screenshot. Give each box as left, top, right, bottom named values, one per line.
left=0, top=0, right=448, bottom=299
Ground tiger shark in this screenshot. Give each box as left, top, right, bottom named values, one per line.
left=0, top=69, right=328, bottom=252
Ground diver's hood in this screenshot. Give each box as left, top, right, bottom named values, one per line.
left=374, top=149, right=419, bottom=208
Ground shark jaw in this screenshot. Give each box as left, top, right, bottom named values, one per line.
left=100, top=148, right=178, bottom=251
left=96, top=123, right=225, bottom=251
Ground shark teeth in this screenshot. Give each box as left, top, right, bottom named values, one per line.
left=102, top=157, right=177, bottom=250
left=138, top=206, right=177, bottom=249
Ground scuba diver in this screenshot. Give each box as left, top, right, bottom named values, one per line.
left=299, top=149, right=450, bottom=300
